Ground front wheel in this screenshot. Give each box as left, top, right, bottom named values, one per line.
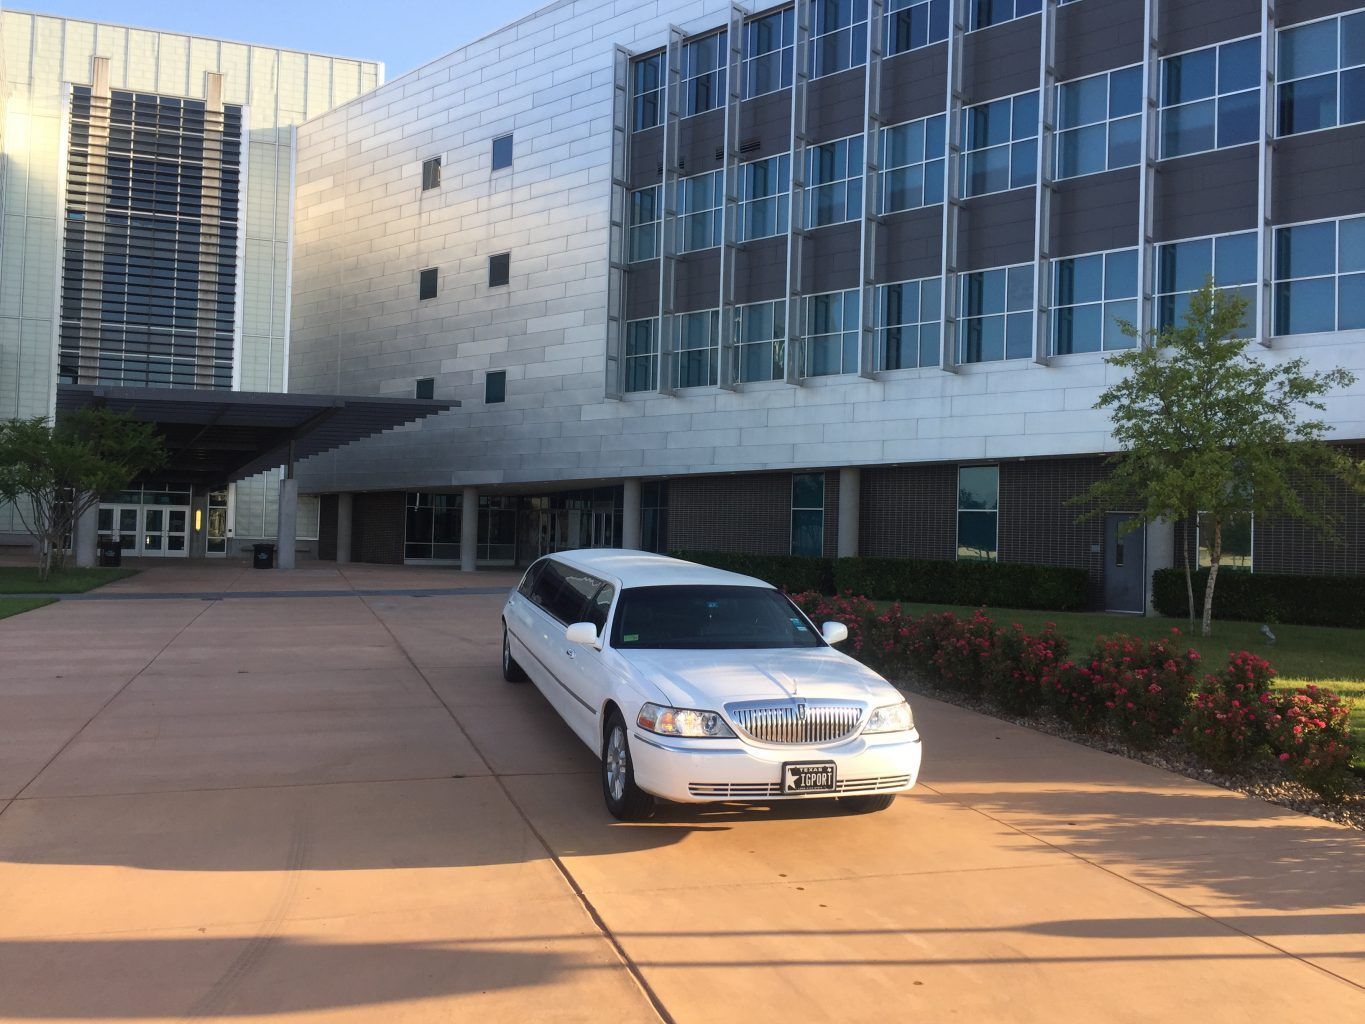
left=501, top=625, right=528, bottom=682
left=601, top=711, right=654, bottom=821
left=837, top=794, right=897, bottom=814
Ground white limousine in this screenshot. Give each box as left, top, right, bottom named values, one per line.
left=501, top=550, right=923, bottom=820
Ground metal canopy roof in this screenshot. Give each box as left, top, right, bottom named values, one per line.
left=56, top=385, right=457, bottom=483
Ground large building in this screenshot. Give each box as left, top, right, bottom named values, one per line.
left=0, top=8, right=382, bottom=556
left=287, top=0, right=1365, bottom=609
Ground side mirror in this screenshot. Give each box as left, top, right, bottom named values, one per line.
left=565, top=621, right=601, bottom=648
left=822, top=621, right=849, bottom=645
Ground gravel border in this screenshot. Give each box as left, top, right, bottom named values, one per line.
left=895, top=675, right=1365, bottom=832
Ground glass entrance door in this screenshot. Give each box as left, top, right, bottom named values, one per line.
left=141, top=506, right=190, bottom=557
left=97, top=506, right=140, bottom=553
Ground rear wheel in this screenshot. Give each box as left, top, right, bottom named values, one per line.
left=601, top=710, right=654, bottom=821
left=837, top=794, right=897, bottom=814
left=501, top=625, right=528, bottom=682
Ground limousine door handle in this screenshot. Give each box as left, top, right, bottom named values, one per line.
left=563, top=649, right=576, bottom=659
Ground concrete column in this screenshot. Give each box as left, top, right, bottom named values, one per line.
left=73, top=497, right=99, bottom=568
left=837, top=467, right=860, bottom=559
left=335, top=492, right=353, bottom=564
left=621, top=478, right=642, bottom=549
left=276, top=477, right=298, bottom=570
left=1145, top=517, right=1175, bottom=614
left=460, top=487, right=479, bottom=572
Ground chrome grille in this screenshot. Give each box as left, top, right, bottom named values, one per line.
left=688, top=775, right=912, bottom=799
left=727, top=703, right=863, bottom=745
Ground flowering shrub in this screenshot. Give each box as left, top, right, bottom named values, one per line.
left=1044, top=660, right=1110, bottom=732
left=1267, top=685, right=1355, bottom=798
left=926, top=610, right=1002, bottom=696
left=1185, top=652, right=1277, bottom=770
left=1085, top=632, right=1200, bottom=748
left=982, top=623, right=1069, bottom=716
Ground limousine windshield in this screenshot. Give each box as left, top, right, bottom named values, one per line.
left=610, top=585, right=825, bottom=650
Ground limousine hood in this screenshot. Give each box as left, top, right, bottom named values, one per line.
left=618, top=647, right=899, bottom=711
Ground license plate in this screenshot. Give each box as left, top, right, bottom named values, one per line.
left=783, top=761, right=836, bottom=794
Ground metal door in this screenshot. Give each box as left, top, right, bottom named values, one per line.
left=1103, top=513, right=1146, bottom=613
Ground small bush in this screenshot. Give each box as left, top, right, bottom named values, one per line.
left=833, top=557, right=1088, bottom=611
left=1151, top=567, right=1365, bottom=629
left=1185, top=652, right=1278, bottom=770
left=926, top=610, right=1002, bottom=696
left=1085, top=632, right=1201, bottom=749
left=983, top=622, right=1070, bottom=716
left=1267, top=685, right=1355, bottom=798
left=673, top=551, right=835, bottom=594
left=1045, top=660, right=1110, bottom=732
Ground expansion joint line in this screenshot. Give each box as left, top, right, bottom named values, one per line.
left=354, top=592, right=675, bottom=1024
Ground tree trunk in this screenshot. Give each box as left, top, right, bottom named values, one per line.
left=1201, top=516, right=1221, bottom=638
left=1182, top=514, right=1196, bottom=629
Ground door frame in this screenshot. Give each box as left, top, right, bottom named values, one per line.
left=1103, top=511, right=1147, bottom=614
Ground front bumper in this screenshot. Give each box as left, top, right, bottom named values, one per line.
left=629, top=727, right=923, bottom=803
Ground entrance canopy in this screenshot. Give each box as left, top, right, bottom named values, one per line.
left=56, top=385, right=457, bottom=483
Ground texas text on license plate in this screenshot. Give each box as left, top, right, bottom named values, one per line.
left=782, top=761, right=836, bottom=794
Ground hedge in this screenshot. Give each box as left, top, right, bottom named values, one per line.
left=833, top=557, right=1089, bottom=611
left=670, top=551, right=835, bottom=594
left=1152, top=567, right=1365, bottom=628
left=671, top=551, right=1088, bottom=611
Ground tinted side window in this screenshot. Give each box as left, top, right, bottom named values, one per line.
left=517, top=560, right=545, bottom=598
left=556, top=568, right=604, bottom=623
left=585, top=584, right=615, bottom=631
left=530, top=561, right=601, bottom=623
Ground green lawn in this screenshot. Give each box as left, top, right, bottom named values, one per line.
left=0, top=597, right=56, bottom=620
left=892, top=601, right=1365, bottom=763
left=0, top=566, right=137, bottom=594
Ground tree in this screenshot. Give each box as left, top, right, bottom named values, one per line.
left=0, top=410, right=167, bottom=579
left=1075, top=280, right=1362, bottom=637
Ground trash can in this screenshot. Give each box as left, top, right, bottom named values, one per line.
left=98, top=543, right=122, bottom=568
left=252, top=543, right=276, bottom=569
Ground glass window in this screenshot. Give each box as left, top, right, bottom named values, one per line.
left=679, top=171, right=723, bottom=252
left=885, top=0, right=949, bottom=57
left=1154, top=231, right=1257, bottom=335
left=1197, top=512, right=1253, bottom=570
left=958, top=264, right=1033, bottom=363
left=734, top=300, right=787, bottom=383
left=414, top=377, right=435, bottom=400
left=805, top=290, right=861, bottom=376
left=1273, top=214, right=1365, bottom=335
left=1161, top=38, right=1260, bottom=158
left=491, top=134, right=513, bottom=171
left=962, top=91, right=1038, bottom=197
left=1050, top=248, right=1138, bottom=354
left=1056, top=66, right=1142, bottom=179
left=970, top=0, right=1042, bottom=32
left=682, top=31, right=727, bottom=117
left=628, top=186, right=661, bottom=262
left=633, top=53, right=663, bottom=131
left=957, top=465, right=999, bottom=562
left=422, top=157, right=441, bottom=190
left=624, top=318, right=658, bottom=393
left=405, top=492, right=462, bottom=561
left=744, top=7, right=794, bottom=99
left=676, top=309, right=720, bottom=388
left=611, top=585, right=825, bottom=649
left=877, top=277, right=942, bottom=369
left=1278, top=11, right=1365, bottom=136
left=880, top=113, right=946, bottom=213
left=791, top=472, right=826, bottom=556
left=419, top=267, right=437, bottom=300
left=488, top=252, right=510, bottom=288
left=485, top=370, right=506, bottom=404
left=738, top=155, right=791, bottom=241
left=806, top=135, right=865, bottom=227
left=812, top=0, right=869, bottom=79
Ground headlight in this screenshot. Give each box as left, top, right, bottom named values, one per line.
left=636, top=702, right=736, bottom=739
left=864, top=700, right=913, bottom=734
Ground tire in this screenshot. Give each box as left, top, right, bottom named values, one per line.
left=501, top=625, right=528, bottom=682
left=601, top=710, right=655, bottom=821
left=837, top=793, right=897, bottom=814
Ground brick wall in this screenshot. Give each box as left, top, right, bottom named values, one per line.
left=351, top=491, right=404, bottom=565
left=998, top=457, right=1110, bottom=607
left=860, top=464, right=957, bottom=561
left=667, top=471, right=840, bottom=558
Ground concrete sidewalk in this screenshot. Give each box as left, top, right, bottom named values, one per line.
left=0, top=577, right=1361, bottom=1022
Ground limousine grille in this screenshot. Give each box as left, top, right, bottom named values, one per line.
left=728, top=703, right=863, bottom=745
left=688, top=775, right=912, bottom=799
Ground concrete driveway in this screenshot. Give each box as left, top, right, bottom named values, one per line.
left=0, top=562, right=1361, bottom=1022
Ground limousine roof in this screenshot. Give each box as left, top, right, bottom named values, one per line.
left=548, top=549, right=773, bottom=590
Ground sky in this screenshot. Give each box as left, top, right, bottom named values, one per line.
left=18, top=0, right=555, bottom=79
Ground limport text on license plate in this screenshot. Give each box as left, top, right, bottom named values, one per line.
left=783, top=761, right=836, bottom=794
